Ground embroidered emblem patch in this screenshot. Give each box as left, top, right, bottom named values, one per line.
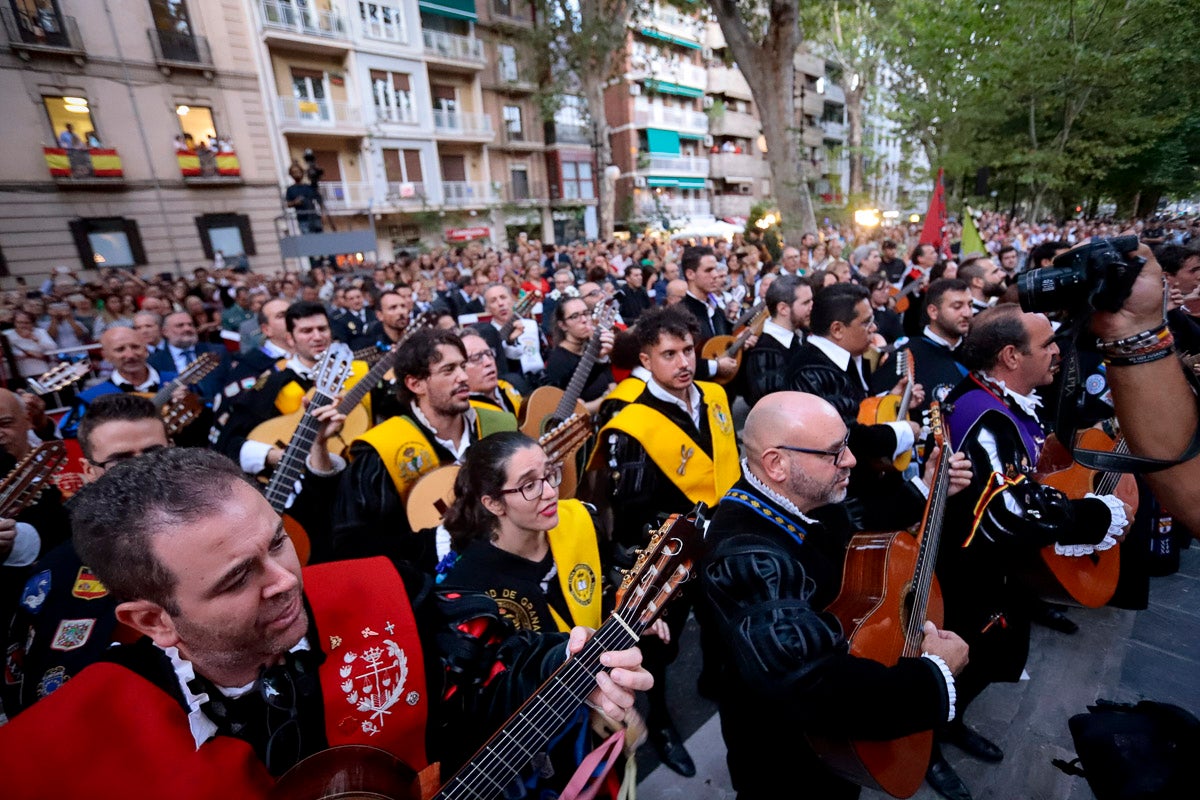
left=71, top=566, right=108, bottom=600
left=19, top=570, right=51, bottom=614
left=37, top=666, right=68, bottom=698
left=1085, top=374, right=1107, bottom=396
left=396, top=442, right=434, bottom=481
left=5, top=641, right=24, bottom=686
left=339, top=638, right=414, bottom=736
left=50, top=618, right=96, bottom=652
left=713, top=403, right=733, bottom=435
left=568, top=564, right=596, bottom=606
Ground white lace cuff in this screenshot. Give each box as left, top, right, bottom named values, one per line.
left=1055, top=493, right=1125, bottom=556
left=921, top=653, right=957, bottom=723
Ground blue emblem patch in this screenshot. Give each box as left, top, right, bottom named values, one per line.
left=19, top=570, right=51, bottom=614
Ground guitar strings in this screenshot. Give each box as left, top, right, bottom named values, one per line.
left=905, top=444, right=953, bottom=657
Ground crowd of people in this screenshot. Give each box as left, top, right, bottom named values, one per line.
left=0, top=209, right=1196, bottom=800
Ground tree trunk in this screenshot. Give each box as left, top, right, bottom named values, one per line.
left=583, top=78, right=615, bottom=240
left=846, top=83, right=865, bottom=197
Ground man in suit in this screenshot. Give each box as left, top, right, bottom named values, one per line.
left=744, top=274, right=811, bottom=407
left=229, top=298, right=292, bottom=382
left=330, top=286, right=376, bottom=343
left=132, top=312, right=165, bottom=355
left=148, top=311, right=230, bottom=405
left=471, top=284, right=544, bottom=393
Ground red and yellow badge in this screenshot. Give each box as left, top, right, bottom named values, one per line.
left=71, top=566, right=108, bottom=600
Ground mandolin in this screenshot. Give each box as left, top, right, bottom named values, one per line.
left=809, top=403, right=952, bottom=798
left=699, top=302, right=769, bottom=385
left=260, top=344, right=355, bottom=565
left=857, top=349, right=917, bottom=471
left=143, top=352, right=221, bottom=437
left=406, top=413, right=593, bottom=532
left=271, top=504, right=707, bottom=800
left=1031, top=427, right=1129, bottom=608
left=0, top=440, right=68, bottom=519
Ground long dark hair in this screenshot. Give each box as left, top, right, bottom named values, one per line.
left=443, top=430, right=540, bottom=553
left=552, top=296, right=588, bottom=347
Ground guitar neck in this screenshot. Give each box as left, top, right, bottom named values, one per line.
left=1095, top=437, right=1131, bottom=495
left=903, top=444, right=953, bottom=657
left=336, top=350, right=395, bottom=415
left=263, top=390, right=337, bottom=512
left=150, top=379, right=179, bottom=409
left=555, top=338, right=601, bottom=420
left=434, top=613, right=641, bottom=800
left=722, top=326, right=756, bottom=359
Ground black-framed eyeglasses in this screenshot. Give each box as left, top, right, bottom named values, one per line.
left=88, top=444, right=169, bottom=470
left=564, top=311, right=589, bottom=322
left=774, top=433, right=852, bottom=467
left=497, top=463, right=564, bottom=501
left=465, top=350, right=495, bottom=364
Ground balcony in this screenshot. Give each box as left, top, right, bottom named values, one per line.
left=793, top=51, right=824, bottom=80
left=385, top=181, right=428, bottom=207
left=822, top=120, right=847, bottom=141
left=709, top=152, right=768, bottom=180
left=637, top=197, right=711, bottom=220
left=709, top=109, right=759, bottom=139
left=177, top=146, right=242, bottom=184
left=707, top=66, right=752, bottom=101
left=633, top=105, right=708, bottom=135
left=277, top=96, right=365, bottom=135
left=502, top=181, right=546, bottom=204
left=322, top=181, right=378, bottom=212
left=356, top=3, right=407, bottom=45
left=1, top=8, right=85, bottom=64
left=491, top=0, right=534, bottom=28
left=800, top=89, right=825, bottom=117
left=548, top=121, right=590, bottom=145
left=258, top=0, right=349, bottom=54
left=637, top=7, right=704, bottom=48
left=374, top=103, right=418, bottom=125
left=824, top=82, right=846, bottom=104
left=499, top=126, right=542, bottom=149
left=711, top=194, right=754, bottom=219
left=147, top=28, right=214, bottom=76
left=432, top=109, right=494, bottom=141
left=802, top=125, right=825, bottom=149
left=422, top=30, right=485, bottom=70
left=442, top=181, right=500, bottom=208
left=643, top=155, right=709, bottom=177
left=43, top=147, right=124, bottom=186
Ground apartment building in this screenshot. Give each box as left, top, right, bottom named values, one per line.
left=0, top=0, right=281, bottom=282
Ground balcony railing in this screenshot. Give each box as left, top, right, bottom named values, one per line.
left=707, top=66, right=752, bottom=100
left=2, top=8, right=85, bottom=61
left=433, top=109, right=494, bottom=138
left=422, top=30, right=484, bottom=65
left=148, top=28, right=214, bottom=71
left=711, top=194, right=753, bottom=219
left=177, top=146, right=242, bottom=181
left=375, top=103, right=418, bottom=124
left=278, top=96, right=363, bottom=129
left=258, top=0, right=347, bottom=39
left=550, top=121, right=590, bottom=144
left=322, top=181, right=377, bottom=210
left=357, top=3, right=406, bottom=43
left=44, top=146, right=123, bottom=182
left=386, top=181, right=427, bottom=205
left=442, top=181, right=500, bottom=207
left=709, top=109, right=760, bottom=139
left=503, top=181, right=546, bottom=203
left=638, top=198, right=712, bottom=219
left=633, top=105, right=708, bottom=133
left=644, top=155, right=709, bottom=176
left=709, top=152, right=767, bottom=179
left=639, top=6, right=704, bottom=45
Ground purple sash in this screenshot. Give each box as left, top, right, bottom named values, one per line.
left=947, top=378, right=1045, bottom=462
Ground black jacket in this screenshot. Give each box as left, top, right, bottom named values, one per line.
left=743, top=328, right=795, bottom=408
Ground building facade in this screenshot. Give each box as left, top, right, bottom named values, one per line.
left=0, top=0, right=284, bottom=283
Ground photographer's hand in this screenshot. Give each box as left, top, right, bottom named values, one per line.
left=1090, top=242, right=1166, bottom=341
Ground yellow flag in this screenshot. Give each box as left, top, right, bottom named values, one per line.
left=961, top=208, right=985, bottom=257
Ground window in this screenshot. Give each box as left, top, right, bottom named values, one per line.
left=370, top=70, right=415, bottom=123
left=8, top=0, right=71, bottom=47
left=509, top=165, right=529, bottom=200
left=493, top=0, right=514, bottom=16
left=502, top=105, right=523, bottom=141
left=175, top=105, right=218, bottom=150
left=440, top=154, right=466, bottom=182
left=561, top=161, right=594, bottom=200
left=44, top=95, right=99, bottom=149
left=291, top=68, right=328, bottom=121
left=68, top=218, right=147, bottom=269
left=149, top=0, right=199, bottom=62
left=194, top=213, right=256, bottom=261
left=382, top=148, right=424, bottom=187
left=498, top=44, right=518, bottom=82
left=431, top=83, right=457, bottom=113
left=358, top=1, right=405, bottom=42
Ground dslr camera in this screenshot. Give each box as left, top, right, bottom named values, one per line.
left=1017, top=235, right=1145, bottom=315
left=302, top=148, right=324, bottom=183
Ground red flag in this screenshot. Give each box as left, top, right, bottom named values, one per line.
left=919, top=167, right=947, bottom=253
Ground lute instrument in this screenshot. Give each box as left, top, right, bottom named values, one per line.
left=406, top=413, right=592, bottom=532
left=271, top=504, right=707, bottom=800
left=809, top=403, right=952, bottom=798
left=143, top=351, right=221, bottom=437
left=699, top=302, right=769, bottom=385
left=0, top=440, right=68, bottom=518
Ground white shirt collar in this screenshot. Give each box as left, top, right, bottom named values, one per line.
left=808, top=335, right=863, bottom=375
left=411, top=403, right=477, bottom=462
left=286, top=355, right=315, bottom=380
left=113, top=366, right=161, bottom=392
left=630, top=365, right=652, bottom=382
left=762, top=318, right=795, bottom=349
left=740, top=459, right=818, bottom=524
left=262, top=339, right=290, bottom=359
left=923, top=325, right=960, bottom=351
left=979, top=371, right=1043, bottom=420
left=645, top=375, right=702, bottom=428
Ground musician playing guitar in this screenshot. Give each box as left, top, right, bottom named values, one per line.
left=349, top=289, right=416, bottom=423
left=0, top=448, right=651, bottom=799
left=677, top=246, right=743, bottom=382
left=937, top=305, right=1131, bottom=800
left=542, top=297, right=615, bottom=416
left=695, top=392, right=970, bottom=800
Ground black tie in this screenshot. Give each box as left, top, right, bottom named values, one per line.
left=182, top=348, right=196, bottom=365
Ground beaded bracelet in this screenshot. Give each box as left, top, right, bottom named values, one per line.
left=1097, top=322, right=1171, bottom=358
left=1103, top=344, right=1177, bottom=368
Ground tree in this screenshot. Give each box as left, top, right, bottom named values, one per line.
left=710, top=1, right=817, bottom=242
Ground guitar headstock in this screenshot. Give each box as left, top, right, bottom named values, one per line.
left=178, top=352, right=220, bottom=385
left=539, top=414, right=591, bottom=462
left=593, top=295, right=619, bottom=331
left=313, top=343, right=354, bottom=397
left=27, top=362, right=90, bottom=395
left=927, top=401, right=946, bottom=449
left=614, top=504, right=707, bottom=633
left=0, top=440, right=68, bottom=519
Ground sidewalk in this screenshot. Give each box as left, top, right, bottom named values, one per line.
left=637, top=545, right=1200, bottom=800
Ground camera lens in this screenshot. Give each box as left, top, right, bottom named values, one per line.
left=1016, top=265, right=1088, bottom=314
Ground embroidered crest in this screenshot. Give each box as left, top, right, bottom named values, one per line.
left=338, top=638, right=415, bottom=736
left=713, top=403, right=733, bottom=435
left=37, top=666, right=68, bottom=698
left=19, top=570, right=51, bottom=614
left=1085, top=374, right=1107, bottom=396
left=71, top=566, right=108, bottom=600
left=396, top=442, right=434, bottom=480
left=568, top=564, right=596, bottom=606
left=50, top=618, right=96, bottom=652
left=5, top=641, right=24, bottom=686
left=329, top=635, right=343, bottom=650
left=491, top=590, right=540, bottom=631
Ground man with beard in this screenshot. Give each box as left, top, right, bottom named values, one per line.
left=333, top=328, right=517, bottom=571
left=0, top=448, right=651, bottom=798
left=928, top=305, right=1131, bottom=800
left=743, top=275, right=812, bottom=407
left=350, top=289, right=418, bottom=423
left=695, top=391, right=971, bottom=800
left=957, top=257, right=1007, bottom=314
left=584, top=305, right=740, bottom=778
left=461, top=329, right=522, bottom=417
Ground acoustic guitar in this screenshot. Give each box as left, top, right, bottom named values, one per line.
left=260, top=344, right=355, bottom=565
left=497, top=289, right=542, bottom=344
left=699, top=302, right=769, bottom=385
left=25, top=361, right=91, bottom=397
left=857, top=349, right=917, bottom=471
left=1030, top=427, right=1130, bottom=608
left=270, top=504, right=707, bottom=800
left=142, top=352, right=221, bottom=437
left=406, top=413, right=592, bottom=533
left=809, top=403, right=952, bottom=798
left=0, top=440, right=68, bottom=518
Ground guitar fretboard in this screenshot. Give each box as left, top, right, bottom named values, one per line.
left=263, top=390, right=336, bottom=512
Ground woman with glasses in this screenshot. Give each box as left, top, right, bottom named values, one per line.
left=541, top=297, right=616, bottom=417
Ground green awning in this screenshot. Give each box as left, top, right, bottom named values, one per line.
left=679, top=132, right=707, bottom=141
left=646, top=128, right=681, bottom=155
left=645, top=176, right=706, bottom=190
left=419, top=0, right=477, bottom=22
left=675, top=177, right=706, bottom=189
left=646, top=176, right=679, bottom=187
left=643, top=79, right=704, bottom=99
left=638, top=27, right=702, bottom=50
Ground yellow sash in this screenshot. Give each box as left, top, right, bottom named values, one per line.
left=546, top=499, right=603, bottom=631
left=606, top=377, right=646, bottom=406
left=354, top=408, right=517, bottom=500
left=274, top=359, right=370, bottom=416
left=589, top=381, right=739, bottom=507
